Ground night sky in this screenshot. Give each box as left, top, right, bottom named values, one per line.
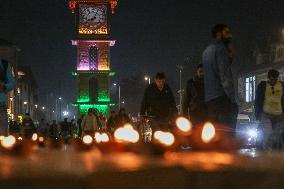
left=0, top=0, right=284, bottom=113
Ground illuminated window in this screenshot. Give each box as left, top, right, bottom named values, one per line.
left=89, top=46, right=98, bottom=71
left=245, top=76, right=255, bottom=102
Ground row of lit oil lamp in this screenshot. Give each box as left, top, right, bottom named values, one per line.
left=78, top=117, right=239, bottom=154
left=0, top=117, right=239, bottom=155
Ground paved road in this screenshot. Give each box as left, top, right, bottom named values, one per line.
left=0, top=145, right=284, bottom=188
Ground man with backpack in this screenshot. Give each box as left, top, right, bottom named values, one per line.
left=0, top=59, right=16, bottom=136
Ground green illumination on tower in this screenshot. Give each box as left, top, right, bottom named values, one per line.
left=77, top=96, right=90, bottom=103
left=73, top=103, right=109, bottom=116
left=98, top=90, right=110, bottom=102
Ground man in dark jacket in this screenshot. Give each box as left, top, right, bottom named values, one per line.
left=182, top=64, right=207, bottom=125
left=140, top=72, right=177, bottom=130
left=255, top=69, right=284, bottom=150
left=202, top=24, right=238, bottom=135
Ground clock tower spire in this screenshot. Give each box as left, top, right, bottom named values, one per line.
left=68, top=0, right=118, bottom=116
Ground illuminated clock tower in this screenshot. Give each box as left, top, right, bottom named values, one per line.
left=68, top=0, right=118, bottom=115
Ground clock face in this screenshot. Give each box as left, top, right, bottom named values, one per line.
left=78, top=4, right=108, bottom=35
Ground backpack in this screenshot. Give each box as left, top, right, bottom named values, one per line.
left=0, top=59, right=8, bottom=82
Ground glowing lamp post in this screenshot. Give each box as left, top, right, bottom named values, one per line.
left=113, top=83, right=121, bottom=110
left=144, top=76, right=151, bottom=85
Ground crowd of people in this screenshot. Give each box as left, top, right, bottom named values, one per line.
left=7, top=108, right=132, bottom=140
left=140, top=24, right=237, bottom=134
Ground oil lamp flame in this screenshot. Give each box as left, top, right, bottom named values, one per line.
left=114, top=124, right=140, bottom=143
left=100, top=133, right=110, bottom=142
left=154, top=131, right=175, bottom=146
left=94, top=132, right=109, bottom=143
left=1, top=136, right=16, bottom=150
left=39, top=137, right=44, bottom=142
left=123, top=124, right=133, bottom=129
left=176, top=117, right=192, bottom=132
left=32, top=133, right=38, bottom=141
left=201, top=122, right=216, bottom=143
left=83, top=135, right=93, bottom=145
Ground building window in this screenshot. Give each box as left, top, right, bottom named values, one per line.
left=245, top=76, right=255, bottom=102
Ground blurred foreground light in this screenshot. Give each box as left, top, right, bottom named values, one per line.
left=1, top=136, right=16, bottom=150
left=0, top=136, right=5, bottom=141
left=114, top=124, right=140, bottom=143
left=83, top=135, right=93, bottom=145
left=201, top=122, right=216, bottom=143
left=153, top=131, right=175, bottom=146
left=39, top=137, right=45, bottom=142
left=100, top=133, right=110, bottom=142
left=94, top=132, right=109, bottom=143
left=32, top=133, right=38, bottom=141
left=18, top=137, right=23, bottom=141
left=124, top=124, right=133, bottom=129
left=247, top=129, right=257, bottom=138
left=176, top=117, right=192, bottom=132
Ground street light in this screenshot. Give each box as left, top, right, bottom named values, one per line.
left=58, top=97, right=63, bottom=121
left=42, top=106, right=45, bottom=110
left=34, top=104, right=38, bottom=122
left=113, top=83, right=121, bottom=110
left=177, top=65, right=184, bottom=114
left=23, top=101, right=28, bottom=113
left=144, top=76, right=151, bottom=85
left=63, top=111, right=69, bottom=117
